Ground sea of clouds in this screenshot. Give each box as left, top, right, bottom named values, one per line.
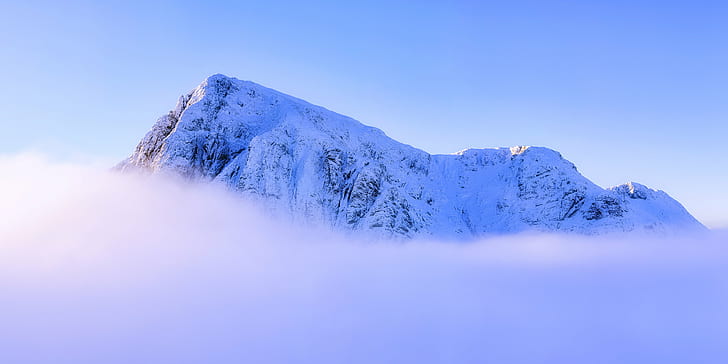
left=1, top=153, right=727, bottom=364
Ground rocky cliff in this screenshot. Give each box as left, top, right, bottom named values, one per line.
left=119, top=74, right=705, bottom=238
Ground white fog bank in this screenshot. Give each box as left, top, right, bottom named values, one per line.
left=1, top=153, right=727, bottom=364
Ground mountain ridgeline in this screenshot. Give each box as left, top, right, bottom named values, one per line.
left=119, top=74, right=705, bottom=238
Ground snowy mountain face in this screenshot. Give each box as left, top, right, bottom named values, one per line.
left=119, top=74, right=705, bottom=239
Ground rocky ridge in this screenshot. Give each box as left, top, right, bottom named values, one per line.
left=119, top=74, right=705, bottom=238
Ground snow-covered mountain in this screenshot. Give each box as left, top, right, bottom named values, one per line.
left=119, top=74, right=705, bottom=238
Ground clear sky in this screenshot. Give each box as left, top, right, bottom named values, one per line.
left=1, top=0, right=726, bottom=228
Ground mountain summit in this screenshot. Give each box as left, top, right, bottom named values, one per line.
left=119, top=74, right=705, bottom=238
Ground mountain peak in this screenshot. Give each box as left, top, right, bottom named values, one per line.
left=119, top=75, right=705, bottom=238
left=204, top=73, right=234, bottom=82
left=197, top=73, right=241, bottom=94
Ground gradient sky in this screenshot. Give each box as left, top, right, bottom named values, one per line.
left=1, top=0, right=726, bottom=228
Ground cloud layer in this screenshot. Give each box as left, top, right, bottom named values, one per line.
left=1, top=153, right=727, bottom=364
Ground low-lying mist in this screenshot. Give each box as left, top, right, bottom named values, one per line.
left=1, top=153, right=727, bottom=364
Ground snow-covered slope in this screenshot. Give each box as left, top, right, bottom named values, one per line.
left=119, top=74, right=705, bottom=238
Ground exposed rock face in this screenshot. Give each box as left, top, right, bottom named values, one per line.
left=119, top=74, right=705, bottom=238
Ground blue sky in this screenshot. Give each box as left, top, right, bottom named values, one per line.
left=1, top=0, right=726, bottom=228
